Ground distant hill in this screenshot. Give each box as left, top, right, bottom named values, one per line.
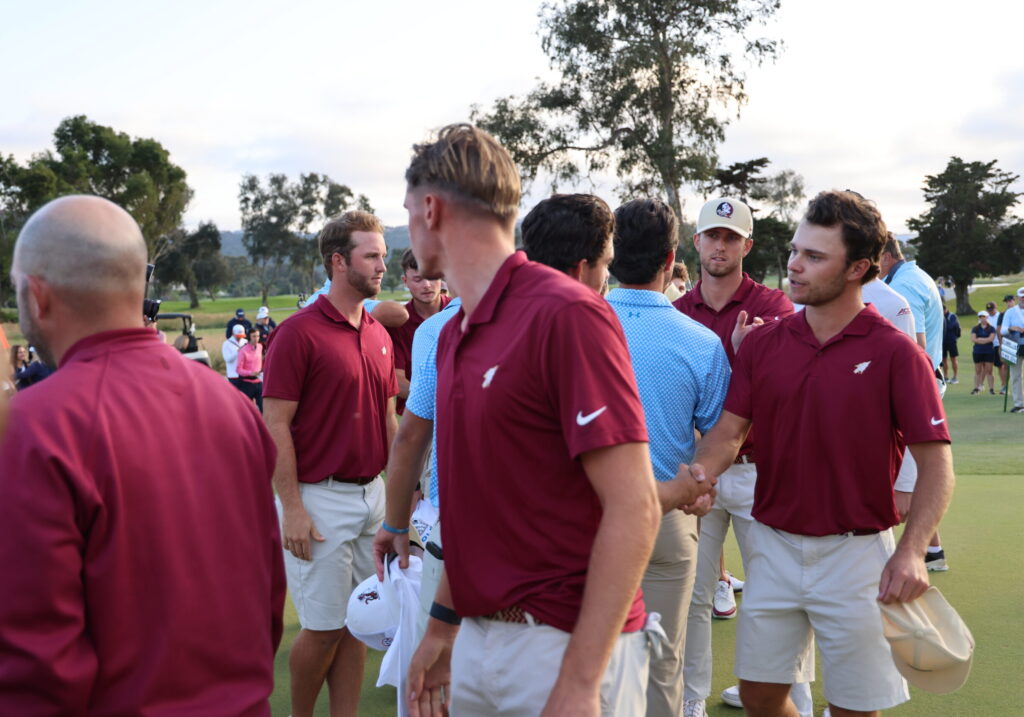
left=218, top=226, right=409, bottom=257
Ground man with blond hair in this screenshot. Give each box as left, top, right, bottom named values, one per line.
left=400, top=124, right=713, bottom=717
left=263, top=210, right=399, bottom=717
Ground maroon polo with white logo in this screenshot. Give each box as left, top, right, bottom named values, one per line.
left=263, top=294, right=398, bottom=482
left=435, top=251, right=649, bottom=633
left=724, top=305, right=951, bottom=536
left=675, top=274, right=793, bottom=459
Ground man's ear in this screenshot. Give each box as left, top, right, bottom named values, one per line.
left=567, top=258, right=586, bottom=281
left=26, top=275, right=52, bottom=321
left=742, top=237, right=754, bottom=258
left=424, top=193, right=443, bottom=232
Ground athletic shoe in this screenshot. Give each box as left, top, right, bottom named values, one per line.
left=713, top=578, right=737, bottom=619
left=970, top=388, right=979, bottom=395
left=721, top=685, right=743, bottom=708
left=948, top=377, right=959, bottom=384
left=729, top=573, right=744, bottom=593
left=990, top=388, right=996, bottom=395
left=1012, top=407, right=1024, bottom=413
left=1000, top=386, right=1007, bottom=395
left=683, top=699, right=707, bottom=717
left=925, top=549, right=950, bottom=572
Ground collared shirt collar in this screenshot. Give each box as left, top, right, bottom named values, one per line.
left=313, top=293, right=372, bottom=330
left=464, top=251, right=527, bottom=328
left=606, top=287, right=674, bottom=307
left=61, top=328, right=161, bottom=367
left=691, top=273, right=755, bottom=310
left=788, top=304, right=882, bottom=349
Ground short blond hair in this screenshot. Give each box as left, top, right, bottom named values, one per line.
left=318, top=210, right=384, bottom=278
left=405, top=123, right=520, bottom=223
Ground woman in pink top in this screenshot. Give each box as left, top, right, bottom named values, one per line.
left=235, top=327, right=265, bottom=412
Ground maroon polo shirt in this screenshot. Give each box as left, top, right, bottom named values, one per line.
left=723, top=306, right=951, bottom=536
left=0, top=329, right=284, bottom=716
left=673, top=273, right=794, bottom=364
left=675, top=273, right=793, bottom=459
left=387, top=294, right=451, bottom=414
left=435, top=251, right=650, bottom=633
left=263, top=294, right=398, bottom=483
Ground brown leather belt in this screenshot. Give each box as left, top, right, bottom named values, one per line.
left=733, top=454, right=754, bottom=465
left=483, top=606, right=544, bottom=625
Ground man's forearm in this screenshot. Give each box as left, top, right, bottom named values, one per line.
left=384, top=414, right=432, bottom=526
left=915, top=332, right=927, bottom=351
left=896, top=442, right=954, bottom=556
left=268, top=422, right=301, bottom=508
left=691, top=417, right=750, bottom=479
left=556, top=493, right=659, bottom=688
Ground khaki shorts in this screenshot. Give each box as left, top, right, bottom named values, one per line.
left=276, top=477, right=385, bottom=631
left=451, top=617, right=649, bottom=716
left=735, top=521, right=909, bottom=712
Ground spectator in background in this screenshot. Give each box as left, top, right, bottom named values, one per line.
left=664, top=261, right=689, bottom=302
left=995, top=298, right=1011, bottom=395
left=970, top=311, right=997, bottom=395
left=1000, top=287, right=1024, bottom=413
left=255, top=306, right=277, bottom=344
left=941, top=305, right=961, bottom=384
left=225, top=307, right=253, bottom=339
left=222, top=324, right=247, bottom=387
left=11, top=344, right=53, bottom=390
left=236, top=326, right=265, bottom=412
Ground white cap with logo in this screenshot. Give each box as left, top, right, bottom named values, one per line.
left=696, top=197, right=754, bottom=239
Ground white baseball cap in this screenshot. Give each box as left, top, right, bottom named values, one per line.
left=978, top=311, right=988, bottom=317
left=256, top=306, right=270, bottom=319
left=879, top=586, right=974, bottom=694
left=346, top=565, right=400, bottom=651
left=231, top=324, right=246, bottom=336
left=696, top=197, right=753, bottom=239
left=1016, top=287, right=1024, bottom=297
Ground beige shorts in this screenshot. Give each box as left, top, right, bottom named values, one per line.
left=451, top=617, right=649, bottom=716
left=276, top=476, right=385, bottom=631
left=735, top=521, right=909, bottom=712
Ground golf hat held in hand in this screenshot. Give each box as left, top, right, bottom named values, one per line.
left=879, top=586, right=974, bottom=694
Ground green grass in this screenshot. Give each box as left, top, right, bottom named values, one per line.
left=270, top=378, right=1023, bottom=716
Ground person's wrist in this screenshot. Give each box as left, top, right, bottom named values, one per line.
left=382, top=521, right=409, bottom=535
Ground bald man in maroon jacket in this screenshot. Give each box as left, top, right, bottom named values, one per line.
left=0, top=196, right=285, bottom=716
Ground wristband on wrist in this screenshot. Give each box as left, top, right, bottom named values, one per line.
left=381, top=521, right=409, bottom=535
left=430, top=601, right=461, bottom=626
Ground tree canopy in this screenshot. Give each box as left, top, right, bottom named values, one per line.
left=472, top=0, right=781, bottom=249
left=909, top=157, right=1022, bottom=314
left=0, top=116, right=192, bottom=305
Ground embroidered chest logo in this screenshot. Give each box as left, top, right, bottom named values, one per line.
left=897, top=307, right=911, bottom=316
left=381, top=346, right=387, bottom=355
left=853, top=361, right=871, bottom=374
left=628, top=311, right=641, bottom=319
left=482, top=365, right=499, bottom=388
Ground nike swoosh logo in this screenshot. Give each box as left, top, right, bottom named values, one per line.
left=576, top=406, right=607, bottom=426
left=931, top=417, right=945, bottom=425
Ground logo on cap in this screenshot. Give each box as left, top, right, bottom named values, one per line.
left=357, top=589, right=380, bottom=605
left=716, top=201, right=734, bottom=218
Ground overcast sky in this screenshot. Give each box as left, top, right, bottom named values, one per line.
left=2, top=0, right=1022, bottom=233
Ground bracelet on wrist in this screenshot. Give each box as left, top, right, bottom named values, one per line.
left=430, top=601, right=462, bottom=625
left=381, top=521, right=409, bottom=535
